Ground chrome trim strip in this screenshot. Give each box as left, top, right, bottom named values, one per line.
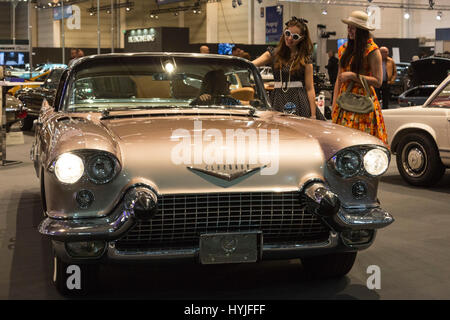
left=107, top=232, right=339, bottom=260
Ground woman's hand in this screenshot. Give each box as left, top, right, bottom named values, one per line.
left=338, top=71, right=356, bottom=83
left=199, top=94, right=212, bottom=102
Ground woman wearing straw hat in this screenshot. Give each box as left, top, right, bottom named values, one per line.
left=331, top=10, right=388, bottom=145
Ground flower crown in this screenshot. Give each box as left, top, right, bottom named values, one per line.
left=285, top=16, right=308, bottom=26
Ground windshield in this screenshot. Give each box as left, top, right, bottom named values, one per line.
left=42, top=68, right=65, bottom=90
left=428, top=81, right=450, bottom=108
left=62, top=56, right=270, bottom=112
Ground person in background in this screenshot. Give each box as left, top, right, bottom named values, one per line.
left=252, top=16, right=324, bottom=119
left=68, top=48, right=78, bottom=66
left=200, top=45, right=210, bottom=54
left=240, top=52, right=251, bottom=60
left=190, top=70, right=240, bottom=106
left=376, top=46, right=396, bottom=109
left=231, top=46, right=242, bottom=57
left=77, top=49, right=85, bottom=58
left=325, top=50, right=339, bottom=103
left=325, top=50, right=339, bottom=88
left=331, top=10, right=387, bottom=145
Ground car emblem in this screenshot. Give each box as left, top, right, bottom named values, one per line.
left=221, top=237, right=237, bottom=254
left=187, top=164, right=266, bottom=181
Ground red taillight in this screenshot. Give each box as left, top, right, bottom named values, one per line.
left=17, top=110, right=27, bottom=119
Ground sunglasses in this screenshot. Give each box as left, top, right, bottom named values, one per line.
left=284, top=29, right=303, bottom=41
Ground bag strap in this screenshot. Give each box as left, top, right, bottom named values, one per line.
left=358, top=74, right=373, bottom=99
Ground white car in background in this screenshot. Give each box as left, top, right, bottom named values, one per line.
left=383, top=75, right=450, bottom=186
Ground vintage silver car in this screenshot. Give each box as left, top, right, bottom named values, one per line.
left=33, top=53, right=394, bottom=295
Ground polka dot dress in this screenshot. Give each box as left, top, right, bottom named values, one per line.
left=267, top=46, right=325, bottom=120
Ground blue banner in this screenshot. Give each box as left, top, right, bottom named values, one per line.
left=266, top=5, right=283, bottom=43
left=53, top=5, right=73, bottom=20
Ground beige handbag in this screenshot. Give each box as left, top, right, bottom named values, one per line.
left=337, top=74, right=374, bottom=114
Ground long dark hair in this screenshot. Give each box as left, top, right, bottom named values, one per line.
left=340, top=27, right=371, bottom=74
left=274, top=17, right=313, bottom=74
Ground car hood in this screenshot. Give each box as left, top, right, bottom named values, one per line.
left=410, top=57, right=450, bottom=86
left=50, top=110, right=385, bottom=194
left=383, top=106, right=424, bottom=115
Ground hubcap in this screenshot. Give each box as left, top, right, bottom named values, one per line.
left=402, top=142, right=427, bottom=177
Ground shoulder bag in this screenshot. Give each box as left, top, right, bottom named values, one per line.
left=337, top=74, right=374, bottom=114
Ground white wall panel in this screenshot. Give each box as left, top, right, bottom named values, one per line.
left=217, top=0, right=249, bottom=43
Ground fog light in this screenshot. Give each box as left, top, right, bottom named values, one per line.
left=76, top=189, right=94, bottom=209
left=352, top=181, right=367, bottom=199
left=341, top=229, right=374, bottom=246
left=66, top=241, right=106, bottom=257
left=124, top=187, right=158, bottom=220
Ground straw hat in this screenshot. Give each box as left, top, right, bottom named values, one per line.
left=342, top=10, right=375, bottom=31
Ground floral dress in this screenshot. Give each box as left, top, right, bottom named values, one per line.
left=331, top=39, right=388, bottom=145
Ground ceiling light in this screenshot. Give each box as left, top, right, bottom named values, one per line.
left=403, top=12, right=410, bottom=19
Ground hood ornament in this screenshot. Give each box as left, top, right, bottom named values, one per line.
left=188, top=164, right=267, bottom=182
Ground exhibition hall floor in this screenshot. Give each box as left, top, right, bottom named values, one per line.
left=1, top=132, right=449, bottom=299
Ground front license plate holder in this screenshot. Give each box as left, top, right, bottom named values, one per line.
left=199, top=231, right=261, bottom=265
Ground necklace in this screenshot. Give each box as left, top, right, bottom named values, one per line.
left=280, top=58, right=296, bottom=93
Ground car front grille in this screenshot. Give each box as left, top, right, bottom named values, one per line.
left=115, top=191, right=330, bottom=251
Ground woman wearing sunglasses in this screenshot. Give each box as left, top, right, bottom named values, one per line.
left=253, top=16, right=324, bottom=119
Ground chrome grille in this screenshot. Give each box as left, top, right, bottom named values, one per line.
left=115, top=192, right=330, bottom=250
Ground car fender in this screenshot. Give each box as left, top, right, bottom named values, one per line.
left=390, top=122, right=437, bottom=153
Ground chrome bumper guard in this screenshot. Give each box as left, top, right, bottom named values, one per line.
left=40, top=183, right=393, bottom=242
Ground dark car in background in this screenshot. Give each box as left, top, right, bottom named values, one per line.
left=390, top=62, right=410, bottom=99
left=397, top=85, right=438, bottom=107
left=16, top=67, right=66, bottom=130
left=398, top=56, right=450, bottom=107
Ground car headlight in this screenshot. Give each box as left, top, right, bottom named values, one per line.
left=363, top=148, right=389, bottom=176
left=334, top=150, right=362, bottom=178
left=54, top=153, right=84, bottom=184
left=86, top=153, right=118, bottom=184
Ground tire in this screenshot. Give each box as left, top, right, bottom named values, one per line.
left=20, top=116, right=34, bottom=131
left=396, top=132, right=445, bottom=186
left=301, top=252, right=357, bottom=278
left=52, top=251, right=99, bottom=296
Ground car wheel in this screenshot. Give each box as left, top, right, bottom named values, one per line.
left=20, top=116, right=34, bottom=131
left=52, top=251, right=99, bottom=296
left=301, top=252, right=357, bottom=278
left=396, top=132, right=445, bottom=186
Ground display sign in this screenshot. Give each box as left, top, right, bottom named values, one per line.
left=127, top=29, right=156, bottom=43
left=67, top=5, right=81, bottom=30
left=0, top=52, right=25, bottom=66
left=53, top=5, right=73, bottom=20
left=265, top=5, right=283, bottom=43
left=367, top=5, right=381, bottom=30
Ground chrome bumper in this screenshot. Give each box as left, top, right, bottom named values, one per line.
left=52, top=231, right=373, bottom=263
